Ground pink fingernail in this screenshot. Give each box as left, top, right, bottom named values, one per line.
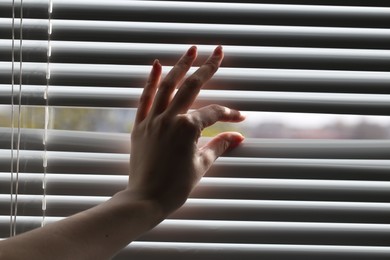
left=152, top=59, right=160, bottom=71
left=187, top=46, right=197, bottom=57
left=229, top=134, right=245, bottom=149
left=239, top=112, right=247, bottom=120
left=214, top=45, right=223, bottom=56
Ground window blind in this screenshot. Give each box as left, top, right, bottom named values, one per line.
left=1, top=0, right=390, bottom=259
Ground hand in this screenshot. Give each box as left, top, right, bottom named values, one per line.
left=127, top=46, right=245, bottom=217
left=0, top=46, right=246, bottom=260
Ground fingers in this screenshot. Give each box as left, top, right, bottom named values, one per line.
left=198, top=132, right=245, bottom=175
left=150, top=46, right=197, bottom=116
left=189, top=104, right=245, bottom=131
left=135, top=59, right=161, bottom=124
left=166, top=46, right=224, bottom=115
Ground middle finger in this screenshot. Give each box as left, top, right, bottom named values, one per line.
left=166, top=46, right=224, bottom=116
left=150, top=46, right=197, bottom=116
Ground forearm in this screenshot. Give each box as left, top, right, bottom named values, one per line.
left=0, top=189, right=163, bottom=260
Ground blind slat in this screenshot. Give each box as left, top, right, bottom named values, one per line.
left=1, top=138, right=390, bottom=159
left=140, top=219, right=390, bottom=246
left=0, top=216, right=389, bottom=246
left=2, top=63, right=390, bottom=93
left=2, top=85, right=390, bottom=115
left=2, top=128, right=390, bottom=159
left=1, top=195, right=389, bottom=224
left=3, top=40, right=390, bottom=71
left=2, top=154, right=390, bottom=180
left=2, top=173, right=390, bottom=202
left=2, top=0, right=390, bottom=28
left=118, top=242, right=390, bottom=260
left=2, top=19, right=390, bottom=48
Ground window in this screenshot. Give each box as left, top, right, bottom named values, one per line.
left=1, top=0, right=390, bottom=259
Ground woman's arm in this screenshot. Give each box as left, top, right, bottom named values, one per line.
left=0, top=46, right=245, bottom=260
left=0, top=191, right=163, bottom=260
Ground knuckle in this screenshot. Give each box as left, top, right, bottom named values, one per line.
left=177, top=59, right=191, bottom=71
left=222, top=139, right=230, bottom=150
left=209, top=104, right=225, bottom=116
left=201, top=153, right=213, bottom=168
left=145, top=74, right=156, bottom=86
left=139, top=93, right=151, bottom=104
left=217, top=135, right=231, bottom=151
left=176, top=115, right=200, bottom=137
left=145, top=78, right=152, bottom=86
left=176, top=115, right=194, bottom=128
left=205, top=60, right=219, bottom=73
left=186, top=75, right=202, bottom=88
left=156, top=114, right=171, bottom=128
left=160, top=78, right=175, bottom=89
left=207, top=104, right=228, bottom=121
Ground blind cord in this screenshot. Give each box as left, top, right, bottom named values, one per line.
left=13, top=0, right=24, bottom=237
left=42, top=0, right=53, bottom=227
left=10, top=0, right=23, bottom=238
left=9, top=0, right=16, bottom=238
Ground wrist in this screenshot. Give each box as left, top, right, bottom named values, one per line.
left=112, top=189, right=166, bottom=229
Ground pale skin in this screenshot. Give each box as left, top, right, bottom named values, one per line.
left=0, top=46, right=245, bottom=259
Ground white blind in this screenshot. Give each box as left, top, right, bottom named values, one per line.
left=1, top=0, right=390, bottom=259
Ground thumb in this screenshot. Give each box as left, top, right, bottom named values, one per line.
left=198, top=132, right=245, bottom=173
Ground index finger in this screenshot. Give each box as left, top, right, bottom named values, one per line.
left=165, top=46, right=223, bottom=115
left=135, top=59, right=161, bottom=124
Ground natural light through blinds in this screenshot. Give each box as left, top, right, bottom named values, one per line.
left=1, top=0, right=390, bottom=259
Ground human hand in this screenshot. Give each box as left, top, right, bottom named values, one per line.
left=127, top=46, right=245, bottom=217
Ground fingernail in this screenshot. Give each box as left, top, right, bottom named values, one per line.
left=187, top=46, right=197, bottom=57
left=229, top=134, right=245, bottom=149
left=239, top=111, right=247, bottom=120
left=213, top=45, right=223, bottom=56
left=152, top=59, right=161, bottom=71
